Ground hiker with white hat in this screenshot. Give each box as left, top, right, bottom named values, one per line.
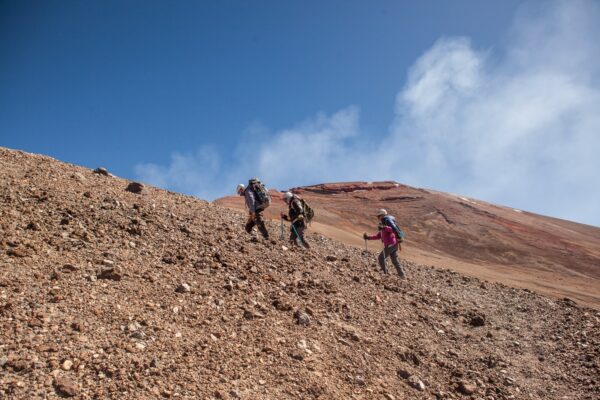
left=280, top=191, right=311, bottom=248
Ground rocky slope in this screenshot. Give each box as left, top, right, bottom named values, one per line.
left=216, top=182, right=600, bottom=308
left=1, top=147, right=599, bottom=400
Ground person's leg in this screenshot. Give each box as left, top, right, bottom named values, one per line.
left=389, top=245, right=405, bottom=277
left=255, top=211, right=270, bottom=239
left=377, top=250, right=389, bottom=274
left=297, top=221, right=309, bottom=248
left=245, top=214, right=256, bottom=234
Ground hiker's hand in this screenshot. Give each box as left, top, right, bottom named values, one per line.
left=363, top=233, right=368, bottom=240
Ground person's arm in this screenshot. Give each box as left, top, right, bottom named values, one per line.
left=246, top=190, right=257, bottom=213
left=363, top=231, right=381, bottom=240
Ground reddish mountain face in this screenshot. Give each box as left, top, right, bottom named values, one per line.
left=216, top=181, right=600, bottom=307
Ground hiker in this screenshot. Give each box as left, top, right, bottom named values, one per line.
left=237, top=179, right=270, bottom=240
left=280, top=191, right=310, bottom=248
left=363, top=209, right=406, bottom=278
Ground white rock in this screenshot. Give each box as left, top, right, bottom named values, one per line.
left=61, top=360, right=73, bottom=371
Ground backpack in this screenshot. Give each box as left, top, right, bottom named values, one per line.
left=382, top=215, right=405, bottom=242
left=248, top=178, right=271, bottom=211
left=299, top=198, right=314, bottom=224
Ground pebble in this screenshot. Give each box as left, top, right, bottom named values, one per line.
left=407, top=376, right=425, bottom=391
left=54, top=376, right=79, bottom=397
left=61, top=360, right=73, bottom=371
left=175, top=283, right=191, bottom=293
left=294, top=310, right=311, bottom=326
left=458, top=381, right=477, bottom=395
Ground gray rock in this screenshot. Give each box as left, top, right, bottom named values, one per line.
left=294, top=310, right=311, bottom=326
left=175, top=283, right=191, bottom=293
left=93, top=167, right=109, bottom=176
left=407, top=376, right=425, bottom=391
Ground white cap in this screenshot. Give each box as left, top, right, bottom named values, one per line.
left=377, top=209, right=387, bottom=217
left=237, top=184, right=245, bottom=193
left=283, top=191, right=293, bottom=202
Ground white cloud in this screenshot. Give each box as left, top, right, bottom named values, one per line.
left=135, top=0, right=600, bottom=226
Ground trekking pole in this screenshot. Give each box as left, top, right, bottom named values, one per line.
left=364, top=238, right=368, bottom=268
left=291, top=223, right=305, bottom=248
left=381, top=243, right=387, bottom=273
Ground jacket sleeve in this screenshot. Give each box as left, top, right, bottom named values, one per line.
left=245, top=190, right=257, bottom=213
left=292, top=199, right=303, bottom=214
left=367, top=231, right=382, bottom=241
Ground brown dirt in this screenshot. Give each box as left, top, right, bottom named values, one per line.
left=217, top=182, right=600, bottom=308
left=1, top=147, right=599, bottom=399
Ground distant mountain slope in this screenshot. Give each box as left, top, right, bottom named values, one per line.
left=216, top=181, right=600, bottom=307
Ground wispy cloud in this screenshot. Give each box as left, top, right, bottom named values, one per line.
left=135, top=0, right=600, bottom=226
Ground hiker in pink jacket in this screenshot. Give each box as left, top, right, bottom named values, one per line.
left=363, top=209, right=406, bottom=278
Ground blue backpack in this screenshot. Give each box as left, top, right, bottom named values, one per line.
left=382, top=215, right=405, bottom=242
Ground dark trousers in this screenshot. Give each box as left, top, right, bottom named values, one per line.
left=289, top=220, right=310, bottom=248
left=245, top=211, right=269, bottom=239
left=378, top=244, right=405, bottom=277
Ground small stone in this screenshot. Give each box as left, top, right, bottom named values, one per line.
left=125, top=182, right=145, bottom=194
left=458, top=381, right=477, bottom=395
left=294, top=310, right=311, bottom=326
left=135, top=342, right=146, bottom=350
left=130, top=331, right=146, bottom=340
left=384, top=394, right=396, bottom=400
left=397, top=369, right=412, bottom=379
left=93, top=167, right=109, bottom=176
left=7, top=248, right=27, bottom=257
left=127, top=322, right=141, bottom=332
left=326, top=255, right=337, bottom=262
left=54, top=377, right=79, bottom=397
left=470, top=315, right=486, bottom=327
left=407, top=376, right=425, bottom=391
left=61, top=360, right=73, bottom=371
left=175, top=283, right=191, bottom=293
left=102, top=259, right=114, bottom=266
left=62, top=264, right=79, bottom=272
left=97, top=267, right=122, bottom=281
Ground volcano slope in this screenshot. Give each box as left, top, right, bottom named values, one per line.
left=1, top=147, right=599, bottom=400
left=216, top=182, right=600, bottom=308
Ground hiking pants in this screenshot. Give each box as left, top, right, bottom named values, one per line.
left=378, top=244, right=405, bottom=277
left=245, top=211, right=269, bottom=239
left=290, top=220, right=310, bottom=248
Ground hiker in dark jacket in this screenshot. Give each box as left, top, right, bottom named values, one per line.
left=363, top=209, right=406, bottom=278
left=280, top=191, right=310, bottom=248
left=237, top=183, right=269, bottom=240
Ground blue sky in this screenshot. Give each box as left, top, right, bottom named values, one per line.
left=2, top=1, right=600, bottom=226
